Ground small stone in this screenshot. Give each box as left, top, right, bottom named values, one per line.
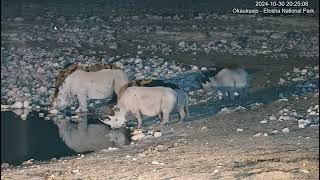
left=201, top=125, right=208, bottom=130
left=131, top=133, right=145, bottom=141
left=153, top=131, right=162, bottom=138
left=270, top=130, right=279, bottom=134
left=263, top=133, right=268, bottom=136
left=236, top=128, right=243, bottom=132
left=151, top=161, right=159, bottom=165
left=220, top=107, right=231, bottom=113
left=304, top=119, right=311, bottom=125
left=37, top=67, right=45, bottom=74
left=39, top=113, right=44, bottom=117
left=23, top=101, right=30, bottom=108
left=253, top=133, right=262, bottom=137
left=282, top=128, right=290, bottom=133
left=298, top=121, right=305, bottom=128
left=14, top=17, right=24, bottom=22
left=279, top=78, right=286, bottom=84
left=260, top=120, right=268, bottom=124
left=38, top=86, right=47, bottom=94
left=71, top=169, right=79, bottom=174
left=309, top=111, right=316, bottom=116
left=107, top=147, right=118, bottom=151
left=178, top=41, right=186, bottom=48
left=301, top=69, right=308, bottom=75
left=269, top=115, right=277, bottom=121
left=11, top=101, right=24, bottom=109
left=191, top=65, right=199, bottom=71
left=201, top=67, right=208, bottom=71
left=49, top=109, right=59, bottom=114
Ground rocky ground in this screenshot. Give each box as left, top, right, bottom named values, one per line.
left=1, top=91, right=319, bottom=179
left=1, top=1, right=319, bottom=179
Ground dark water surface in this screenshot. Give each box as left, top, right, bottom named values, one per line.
left=1, top=111, right=131, bottom=165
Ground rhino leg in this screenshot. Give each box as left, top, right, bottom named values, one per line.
left=160, top=111, right=170, bottom=126
left=76, top=92, right=88, bottom=112
left=184, top=103, right=189, bottom=120
left=240, top=87, right=248, bottom=100
left=134, top=111, right=143, bottom=129
left=157, top=112, right=162, bottom=121
left=179, top=108, right=186, bottom=121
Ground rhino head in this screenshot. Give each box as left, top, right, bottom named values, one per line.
left=103, top=105, right=127, bottom=129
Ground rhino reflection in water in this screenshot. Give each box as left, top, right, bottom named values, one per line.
left=53, top=113, right=130, bottom=153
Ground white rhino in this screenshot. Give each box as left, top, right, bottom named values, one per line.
left=101, top=86, right=189, bottom=129
left=53, top=68, right=129, bottom=112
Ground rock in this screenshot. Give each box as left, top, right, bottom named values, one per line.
left=71, top=169, right=79, bottom=174
left=1, top=104, right=10, bottom=109
left=201, top=67, right=208, bottom=71
left=282, top=128, right=290, bottom=133
left=11, top=101, right=24, bottom=109
left=237, top=128, right=243, bottom=132
left=270, top=130, right=279, bottom=134
left=155, top=145, right=168, bottom=152
left=253, top=133, right=262, bottom=137
left=279, top=78, right=286, bottom=84
left=178, top=41, right=186, bottom=48
left=32, top=94, right=40, bottom=102
left=304, top=119, right=311, bottom=125
left=38, top=86, right=47, bottom=94
left=298, top=120, right=305, bottom=128
left=147, top=130, right=155, bottom=135
left=151, top=161, right=164, bottom=165
left=23, top=101, right=30, bottom=108
left=200, top=125, right=208, bottom=130
left=309, top=111, right=316, bottom=116
left=39, top=113, right=45, bottom=117
left=301, top=69, right=308, bottom=75
left=153, top=131, right=162, bottom=138
left=131, top=129, right=145, bottom=141
left=260, top=120, right=268, bottom=124
left=220, top=107, right=231, bottom=113
left=263, top=133, right=269, bottom=136
left=14, top=17, right=24, bottom=22
left=37, top=67, right=45, bottom=74
left=269, top=115, right=277, bottom=121
left=191, top=65, right=199, bottom=71
left=7, top=90, right=16, bottom=97
left=49, top=109, right=59, bottom=114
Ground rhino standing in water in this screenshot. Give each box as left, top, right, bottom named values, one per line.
left=203, top=68, right=249, bottom=100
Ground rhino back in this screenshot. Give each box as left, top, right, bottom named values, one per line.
left=120, top=87, right=177, bottom=115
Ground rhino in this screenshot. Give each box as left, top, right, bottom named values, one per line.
left=202, top=68, right=249, bottom=100
left=101, top=86, right=189, bottom=129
